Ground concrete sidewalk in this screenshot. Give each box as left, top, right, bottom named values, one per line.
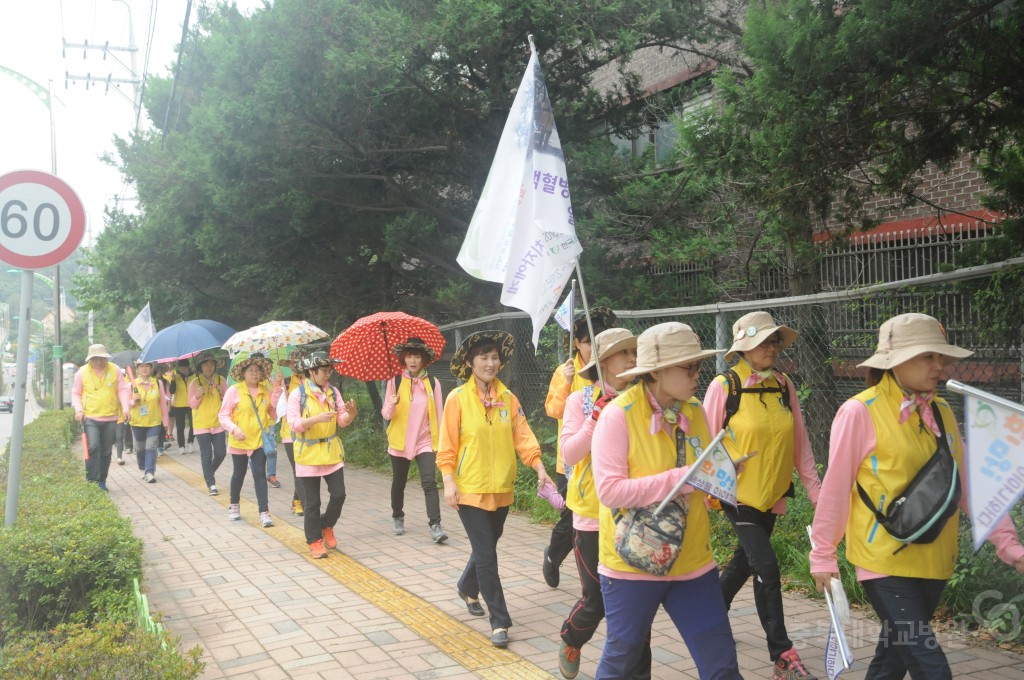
left=101, top=446, right=1024, bottom=679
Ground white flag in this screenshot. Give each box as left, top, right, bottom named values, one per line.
left=554, top=290, right=574, bottom=332
left=823, top=586, right=854, bottom=680
left=685, top=435, right=739, bottom=507
left=127, top=303, right=156, bottom=349
left=948, top=381, right=1024, bottom=550
left=457, top=42, right=582, bottom=348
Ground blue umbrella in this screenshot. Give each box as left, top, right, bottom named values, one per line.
left=139, top=319, right=237, bottom=363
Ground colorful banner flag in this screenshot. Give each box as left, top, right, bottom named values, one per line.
left=685, top=433, right=739, bottom=507
left=553, top=290, right=574, bottom=332
left=947, top=380, right=1024, bottom=551
left=127, top=303, right=156, bottom=349
left=456, top=41, right=582, bottom=347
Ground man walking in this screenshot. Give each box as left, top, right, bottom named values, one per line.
left=72, top=344, right=130, bottom=491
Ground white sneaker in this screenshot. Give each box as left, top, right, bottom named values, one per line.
left=208, top=485, right=218, bottom=496
left=143, top=472, right=156, bottom=483
left=260, top=511, right=273, bottom=528
left=178, top=447, right=186, bottom=455
left=228, top=504, right=241, bottom=521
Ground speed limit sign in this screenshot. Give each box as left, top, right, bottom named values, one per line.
left=0, top=170, right=85, bottom=269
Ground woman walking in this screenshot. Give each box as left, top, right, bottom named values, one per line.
left=169, top=359, right=195, bottom=454
left=703, top=311, right=821, bottom=680
left=438, top=330, right=555, bottom=649
left=128, top=359, right=170, bottom=483
left=810, top=313, right=1024, bottom=680
left=287, top=352, right=357, bottom=558
left=278, top=349, right=307, bottom=515
left=218, top=353, right=284, bottom=528
left=591, top=322, right=741, bottom=680
left=381, top=337, right=447, bottom=542
left=189, top=351, right=228, bottom=496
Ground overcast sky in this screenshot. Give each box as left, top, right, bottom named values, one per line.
left=1, top=0, right=264, bottom=245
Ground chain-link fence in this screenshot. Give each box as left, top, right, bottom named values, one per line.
left=437, top=261, right=1024, bottom=465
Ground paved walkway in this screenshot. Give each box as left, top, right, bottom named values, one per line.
left=100, top=445, right=1024, bottom=680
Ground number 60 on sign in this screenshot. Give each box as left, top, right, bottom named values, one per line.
left=0, top=170, right=85, bottom=269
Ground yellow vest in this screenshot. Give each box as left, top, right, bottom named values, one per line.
left=566, top=384, right=603, bottom=520
left=171, top=371, right=191, bottom=408
left=129, top=378, right=163, bottom=427
left=227, top=383, right=274, bottom=451
left=80, top=364, right=121, bottom=417
left=190, top=374, right=226, bottom=430
left=279, top=375, right=302, bottom=441
left=845, top=373, right=963, bottom=579
left=448, top=379, right=518, bottom=494
left=386, top=373, right=440, bottom=452
left=553, top=355, right=594, bottom=475
left=293, top=379, right=345, bottom=466
left=714, top=361, right=796, bottom=511
left=599, top=383, right=714, bottom=576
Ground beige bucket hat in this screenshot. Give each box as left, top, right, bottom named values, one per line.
left=86, top=344, right=112, bottom=361
left=579, top=328, right=638, bottom=382
left=617, top=322, right=723, bottom=379
left=725, top=311, right=798, bottom=362
left=858, top=313, right=973, bottom=370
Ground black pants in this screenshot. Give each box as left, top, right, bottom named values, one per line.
left=545, top=472, right=574, bottom=567
left=718, top=504, right=791, bottom=661
left=457, top=504, right=512, bottom=630
left=284, top=442, right=300, bottom=503
left=296, top=468, right=347, bottom=544
left=83, top=419, right=116, bottom=484
left=170, top=406, right=193, bottom=447
left=115, top=420, right=133, bottom=458
left=230, top=449, right=268, bottom=512
left=862, top=576, right=950, bottom=680
left=390, top=451, right=442, bottom=526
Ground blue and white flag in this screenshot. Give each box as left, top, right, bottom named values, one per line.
left=553, top=290, right=574, bottom=332
left=457, top=41, right=582, bottom=348
left=823, top=585, right=853, bottom=680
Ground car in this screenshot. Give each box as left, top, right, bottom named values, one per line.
left=0, top=395, right=12, bottom=413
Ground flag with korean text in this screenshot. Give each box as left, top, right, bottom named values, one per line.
left=685, top=433, right=739, bottom=507
left=823, top=591, right=853, bottom=680
left=553, top=290, right=574, bottom=332
left=456, top=41, right=582, bottom=347
left=960, top=386, right=1024, bottom=551
left=127, top=303, right=156, bottom=349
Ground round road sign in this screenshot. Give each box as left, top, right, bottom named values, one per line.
left=0, top=170, right=86, bottom=270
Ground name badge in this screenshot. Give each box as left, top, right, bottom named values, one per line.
left=139, top=406, right=149, bottom=416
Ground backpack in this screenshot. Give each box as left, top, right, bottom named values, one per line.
left=721, top=368, right=791, bottom=430
left=856, top=402, right=961, bottom=554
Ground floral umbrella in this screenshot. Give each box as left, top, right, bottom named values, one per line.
left=222, top=320, right=327, bottom=358
left=330, top=312, right=445, bottom=381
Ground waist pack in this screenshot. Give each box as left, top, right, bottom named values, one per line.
left=857, top=402, right=961, bottom=554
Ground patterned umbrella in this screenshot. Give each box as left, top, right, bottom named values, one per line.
left=330, top=312, right=445, bottom=381
left=222, top=320, right=327, bottom=358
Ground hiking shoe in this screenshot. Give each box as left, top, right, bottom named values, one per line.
left=430, top=523, right=448, bottom=543
left=208, top=485, right=219, bottom=496
left=98, top=482, right=109, bottom=492
left=228, top=504, right=241, bottom=521
left=558, top=640, right=581, bottom=679
left=322, top=527, right=337, bottom=550
left=143, top=473, right=156, bottom=484
left=268, top=475, right=281, bottom=488
left=392, top=517, right=405, bottom=535
left=543, top=546, right=560, bottom=588
left=291, top=499, right=304, bottom=516
left=260, top=511, right=274, bottom=528
left=774, top=648, right=817, bottom=680
left=308, top=539, right=328, bottom=559
left=116, top=457, right=125, bottom=466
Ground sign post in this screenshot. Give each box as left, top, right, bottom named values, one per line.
left=0, top=170, right=85, bottom=526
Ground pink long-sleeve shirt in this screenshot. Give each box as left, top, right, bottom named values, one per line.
left=591, top=389, right=715, bottom=582
left=217, top=382, right=283, bottom=456
left=809, top=399, right=1024, bottom=580
left=380, top=372, right=443, bottom=459
left=188, top=374, right=227, bottom=435
left=287, top=381, right=353, bottom=477
left=703, top=372, right=821, bottom=512
left=559, top=382, right=621, bottom=532
left=72, top=364, right=130, bottom=421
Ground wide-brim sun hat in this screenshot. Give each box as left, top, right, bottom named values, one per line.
left=579, top=328, right=638, bottom=382
left=617, top=322, right=723, bottom=379
left=450, top=330, right=515, bottom=381
left=86, top=344, right=111, bottom=361
left=392, top=337, right=437, bottom=364
left=725, top=311, right=799, bottom=362
left=193, top=351, right=225, bottom=369
left=298, top=351, right=341, bottom=373
left=230, top=352, right=274, bottom=382
left=278, top=348, right=308, bottom=368
left=858, top=313, right=973, bottom=370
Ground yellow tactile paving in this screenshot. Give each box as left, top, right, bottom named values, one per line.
left=157, top=455, right=550, bottom=678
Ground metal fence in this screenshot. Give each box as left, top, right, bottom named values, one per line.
left=437, top=259, right=1024, bottom=463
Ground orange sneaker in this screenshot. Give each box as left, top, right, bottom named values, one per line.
left=308, top=539, right=328, bottom=559
left=322, top=527, right=337, bottom=549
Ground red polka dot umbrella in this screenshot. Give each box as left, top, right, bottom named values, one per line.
left=330, top=312, right=446, bottom=381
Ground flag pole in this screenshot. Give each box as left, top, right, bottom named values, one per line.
left=573, top=262, right=605, bottom=388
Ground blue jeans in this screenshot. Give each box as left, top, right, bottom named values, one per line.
left=597, top=569, right=741, bottom=680
left=862, top=576, right=950, bottom=680
left=230, top=449, right=269, bottom=512
left=83, top=419, right=116, bottom=484
left=266, top=445, right=277, bottom=477
left=131, top=425, right=161, bottom=474
left=196, top=432, right=227, bottom=487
